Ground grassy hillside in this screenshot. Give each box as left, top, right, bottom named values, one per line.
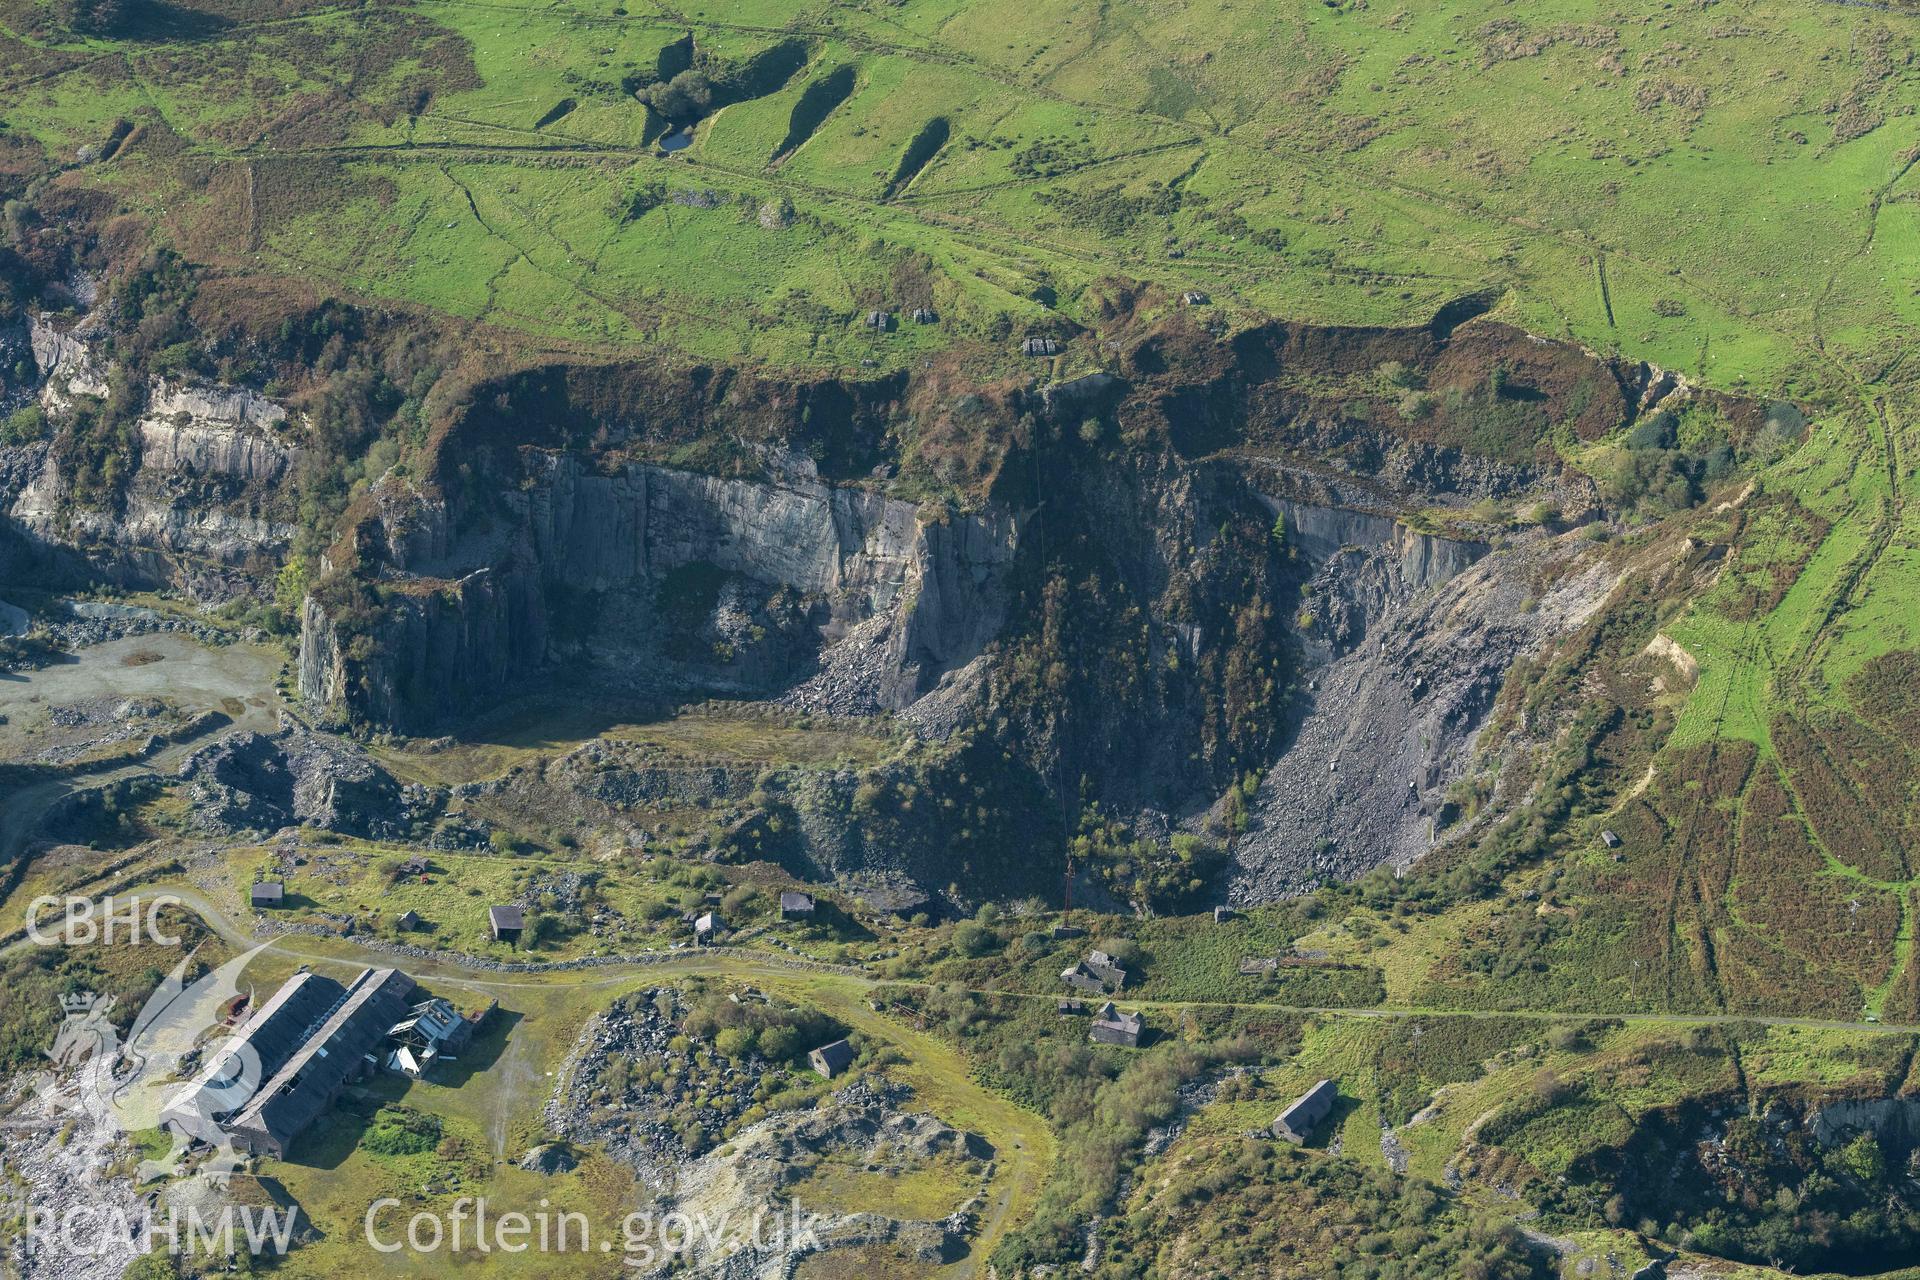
left=4, top=0, right=1916, bottom=1017
left=1, top=0, right=1917, bottom=387
left=5, top=0, right=1917, bottom=1015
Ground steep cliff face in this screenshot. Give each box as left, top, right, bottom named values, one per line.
left=1207, top=445, right=1619, bottom=895
left=293, top=311, right=1688, bottom=904
left=27, top=312, right=109, bottom=408
left=1267, top=496, right=1488, bottom=646
left=1229, top=525, right=1619, bottom=898
left=5, top=292, right=1722, bottom=905
left=1, top=314, right=302, bottom=598
left=1807, top=1097, right=1920, bottom=1148
left=0, top=315, right=31, bottom=407
left=135, top=378, right=297, bottom=482
left=297, top=450, right=1020, bottom=731
left=9, top=447, right=298, bottom=592
left=298, top=566, right=545, bottom=729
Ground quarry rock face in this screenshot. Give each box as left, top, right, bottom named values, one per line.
left=4, top=321, right=304, bottom=599
left=1229, top=529, right=1619, bottom=898
left=7, top=453, right=299, bottom=599
left=285, top=326, right=1636, bottom=898
left=1807, top=1097, right=1920, bottom=1149
left=526, top=453, right=927, bottom=605
left=29, top=312, right=110, bottom=408
left=135, top=378, right=298, bottom=484
left=298, top=566, right=544, bottom=732
left=3, top=308, right=1685, bottom=903
left=297, top=455, right=1021, bottom=732
left=1266, top=496, right=1488, bottom=628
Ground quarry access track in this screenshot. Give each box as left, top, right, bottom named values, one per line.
left=8, top=860, right=1914, bottom=1273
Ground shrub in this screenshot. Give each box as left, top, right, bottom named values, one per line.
left=1, top=403, right=46, bottom=446
left=1376, top=360, right=1422, bottom=389
left=1626, top=411, right=1676, bottom=451
left=362, top=1105, right=441, bottom=1156
left=1546, top=1023, right=1588, bottom=1052
left=952, top=920, right=998, bottom=957
left=679, top=985, right=843, bottom=1062
left=715, top=1026, right=757, bottom=1059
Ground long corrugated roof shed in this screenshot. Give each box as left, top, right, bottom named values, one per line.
left=163, top=970, right=347, bottom=1133
left=226, top=967, right=417, bottom=1157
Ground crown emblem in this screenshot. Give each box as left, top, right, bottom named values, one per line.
left=60, top=991, right=102, bottom=1015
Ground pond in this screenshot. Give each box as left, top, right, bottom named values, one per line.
left=659, top=127, right=694, bottom=152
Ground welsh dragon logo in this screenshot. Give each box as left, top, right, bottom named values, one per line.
left=8, top=940, right=281, bottom=1185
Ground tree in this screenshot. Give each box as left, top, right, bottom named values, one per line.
left=1, top=404, right=46, bottom=447
left=755, top=1024, right=799, bottom=1061
left=1837, top=1132, right=1887, bottom=1185
left=641, top=69, right=712, bottom=123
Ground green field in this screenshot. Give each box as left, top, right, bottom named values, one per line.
left=3, top=0, right=1917, bottom=384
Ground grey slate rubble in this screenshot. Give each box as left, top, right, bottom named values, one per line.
left=178, top=722, right=409, bottom=838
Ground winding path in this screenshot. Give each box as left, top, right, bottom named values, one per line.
left=6, top=629, right=1917, bottom=1276
left=65, top=882, right=1053, bottom=1279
